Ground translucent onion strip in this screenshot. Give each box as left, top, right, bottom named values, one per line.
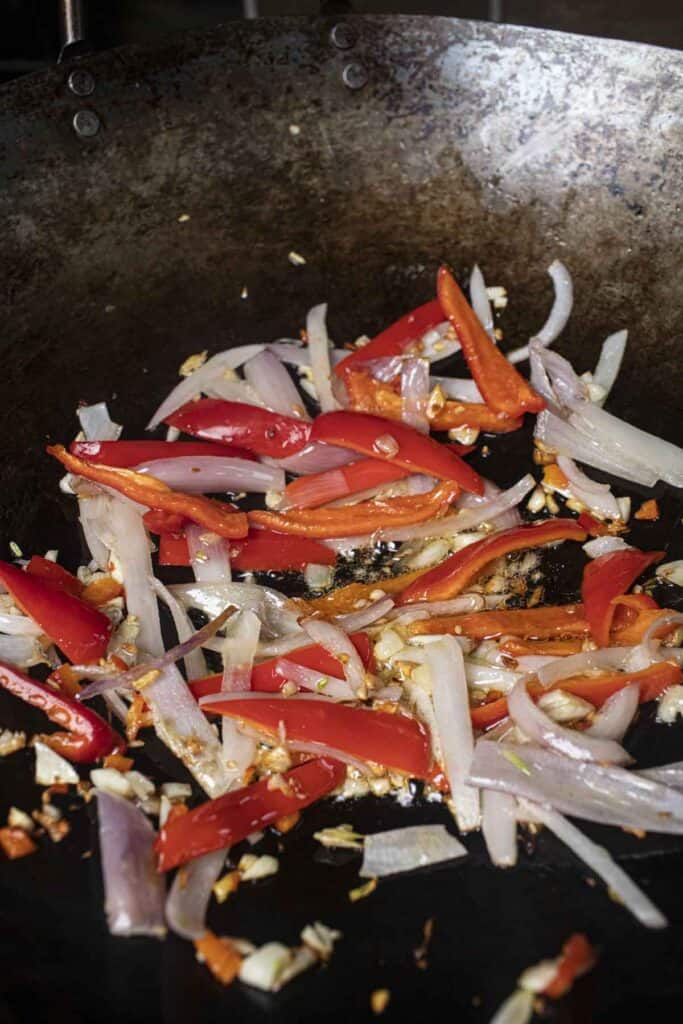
left=165, top=849, right=226, bottom=940
left=400, top=357, right=431, bottom=433
left=593, top=330, right=627, bottom=405
left=482, top=789, right=518, bottom=868
left=186, top=524, right=232, bottom=584
left=587, top=683, right=639, bottom=742
left=469, top=263, right=494, bottom=339
left=307, top=303, right=338, bottom=413
left=508, top=260, right=573, bottom=363
left=302, top=617, right=366, bottom=695
left=153, top=577, right=207, bottom=681
left=135, top=456, right=285, bottom=495
left=243, top=349, right=309, bottom=420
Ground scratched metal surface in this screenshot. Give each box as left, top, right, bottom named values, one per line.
left=0, top=16, right=682, bottom=1024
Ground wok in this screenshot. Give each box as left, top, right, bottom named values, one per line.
left=0, top=15, right=682, bottom=1024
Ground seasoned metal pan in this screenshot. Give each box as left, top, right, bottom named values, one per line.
left=0, top=16, right=682, bottom=1023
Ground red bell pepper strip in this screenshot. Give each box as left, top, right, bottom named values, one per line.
left=0, top=661, right=125, bottom=761
left=544, top=934, right=597, bottom=999
left=334, top=298, right=445, bottom=379
left=470, top=661, right=683, bottom=731
left=0, top=560, right=112, bottom=664
left=283, top=457, right=412, bottom=510
left=164, top=399, right=312, bottom=459
left=155, top=757, right=345, bottom=871
left=158, top=531, right=191, bottom=567
left=190, top=632, right=375, bottom=700
left=408, top=603, right=590, bottom=640
left=26, top=556, right=83, bottom=598
left=576, top=511, right=611, bottom=537
left=47, top=445, right=249, bottom=541
left=437, top=266, right=546, bottom=417
left=230, top=530, right=336, bottom=570
left=143, top=510, right=188, bottom=535
left=310, top=411, right=484, bottom=494
left=344, top=370, right=524, bottom=434
left=398, top=519, right=587, bottom=604
left=581, top=547, right=664, bottom=647
left=68, top=440, right=256, bottom=467
left=202, top=696, right=432, bottom=779
left=248, top=481, right=459, bottom=538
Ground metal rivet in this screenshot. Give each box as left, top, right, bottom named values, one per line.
left=342, top=62, right=368, bottom=91
left=68, top=68, right=95, bottom=97
left=330, top=23, right=357, bottom=50
left=73, top=109, right=100, bottom=137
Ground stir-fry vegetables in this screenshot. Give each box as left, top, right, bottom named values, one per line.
left=1, top=261, right=682, bottom=1011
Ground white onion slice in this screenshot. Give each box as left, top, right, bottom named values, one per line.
left=0, top=634, right=45, bottom=668
left=134, top=456, right=284, bottom=495
left=468, top=741, right=683, bottom=834
left=420, top=321, right=461, bottom=361
left=425, top=637, right=480, bottom=831
left=302, top=617, right=367, bottom=695
left=266, top=443, right=356, bottom=475
left=535, top=409, right=658, bottom=487
left=508, top=260, right=573, bottom=363
left=507, top=677, right=631, bottom=764
left=536, top=647, right=629, bottom=687
left=583, top=536, right=633, bottom=559
left=464, top=661, right=521, bottom=693
left=96, top=791, right=166, bottom=937
left=482, top=789, right=518, bottom=868
left=489, top=988, right=534, bottom=1024
left=78, top=494, right=112, bottom=570
left=456, top=477, right=524, bottom=532
left=625, top=612, right=683, bottom=672
left=388, top=593, right=485, bottom=625
left=147, top=345, right=265, bottom=429
left=275, top=659, right=356, bottom=701
left=556, top=456, right=621, bottom=520
left=243, top=349, right=309, bottom=420
left=0, top=612, right=42, bottom=636
left=469, top=264, right=494, bottom=339
left=153, top=577, right=207, bottom=681
left=334, top=597, right=395, bottom=632
left=400, top=357, right=430, bottom=433
left=221, top=609, right=260, bottom=692
left=168, top=581, right=300, bottom=639
left=593, top=329, right=627, bottom=404
left=521, top=801, right=667, bottom=929
left=307, top=304, right=338, bottom=413
left=78, top=402, right=122, bottom=442
left=587, top=683, right=639, bottom=741
left=185, top=524, right=232, bottom=583
left=359, top=825, right=466, bottom=878
left=165, top=849, right=225, bottom=939
left=639, top=762, right=683, bottom=790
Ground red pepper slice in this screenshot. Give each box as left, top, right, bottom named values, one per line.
left=544, top=933, right=597, bottom=999
left=0, top=560, right=112, bottom=664
left=310, top=411, right=484, bottom=494
left=283, top=458, right=412, bottom=509
left=398, top=519, right=587, bottom=604
left=68, top=440, right=256, bottom=467
left=155, top=757, right=345, bottom=871
left=48, top=446, right=248, bottom=541
left=334, top=298, right=445, bottom=379
left=190, top=632, right=375, bottom=700
left=143, top=510, right=188, bottom=535
left=437, top=267, right=545, bottom=417
left=202, top=696, right=432, bottom=780
left=470, top=661, right=682, bottom=731
left=576, top=511, right=611, bottom=537
left=248, top=481, right=459, bottom=539
left=164, top=399, right=312, bottom=459
left=158, top=532, right=192, bottom=567
left=0, top=661, right=125, bottom=761
left=26, top=556, right=83, bottom=598
left=581, top=548, right=664, bottom=647
left=230, top=530, right=336, bottom=570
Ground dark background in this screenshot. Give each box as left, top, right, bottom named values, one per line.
left=1, top=0, right=682, bottom=83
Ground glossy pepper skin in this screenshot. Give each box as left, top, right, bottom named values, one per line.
left=0, top=661, right=125, bottom=761
left=581, top=547, right=664, bottom=647
left=310, top=410, right=484, bottom=494
left=47, top=445, right=248, bottom=541
left=334, top=298, right=445, bottom=379
left=201, top=696, right=432, bottom=780
left=69, top=439, right=256, bottom=466
left=189, top=632, right=375, bottom=699
left=0, top=560, right=112, bottom=665
left=155, top=757, right=345, bottom=871
left=282, top=457, right=412, bottom=509
left=156, top=529, right=336, bottom=570
left=437, top=266, right=545, bottom=417
left=26, top=555, right=83, bottom=598
left=164, top=399, right=312, bottom=459
left=398, top=519, right=587, bottom=604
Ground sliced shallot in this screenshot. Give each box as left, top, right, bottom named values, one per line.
left=165, top=849, right=226, bottom=940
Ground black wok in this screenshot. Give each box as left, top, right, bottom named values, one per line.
left=0, top=15, right=682, bottom=1024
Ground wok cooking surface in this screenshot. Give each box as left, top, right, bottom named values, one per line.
left=0, top=15, right=682, bottom=1023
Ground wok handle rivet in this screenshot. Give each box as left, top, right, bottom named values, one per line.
left=73, top=109, right=100, bottom=137
left=68, top=69, right=95, bottom=97
left=342, top=62, right=368, bottom=91
left=331, top=23, right=357, bottom=50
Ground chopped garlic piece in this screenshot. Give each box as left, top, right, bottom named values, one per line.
left=178, top=350, right=208, bottom=377
left=288, top=251, right=306, bottom=266
left=537, top=689, right=595, bottom=723
left=447, top=425, right=480, bottom=446
left=239, top=942, right=292, bottom=991
left=518, top=958, right=560, bottom=993
left=161, top=782, right=192, bottom=801
left=657, top=685, right=683, bottom=724
left=370, top=989, right=391, bottom=1015
left=90, top=767, right=133, bottom=798
left=265, top=491, right=283, bottom=509
left=374, top=629, right=404, bottom=661
left=126, top=771, right=156, bottom=800
left=656, top=560, right=683, bottom=588
left=301, top=921, right=342, bottom=959
left=240, top=854, right=279, bottom=882
left=349, top=877, right=377, bottom=902
left=313, top=824, right=365, bottom=850
left=8, top=806, right=34, bottom=832
left=34, top=741, right=79, bottom=786
left=0, top=729, right=26, bottom=757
